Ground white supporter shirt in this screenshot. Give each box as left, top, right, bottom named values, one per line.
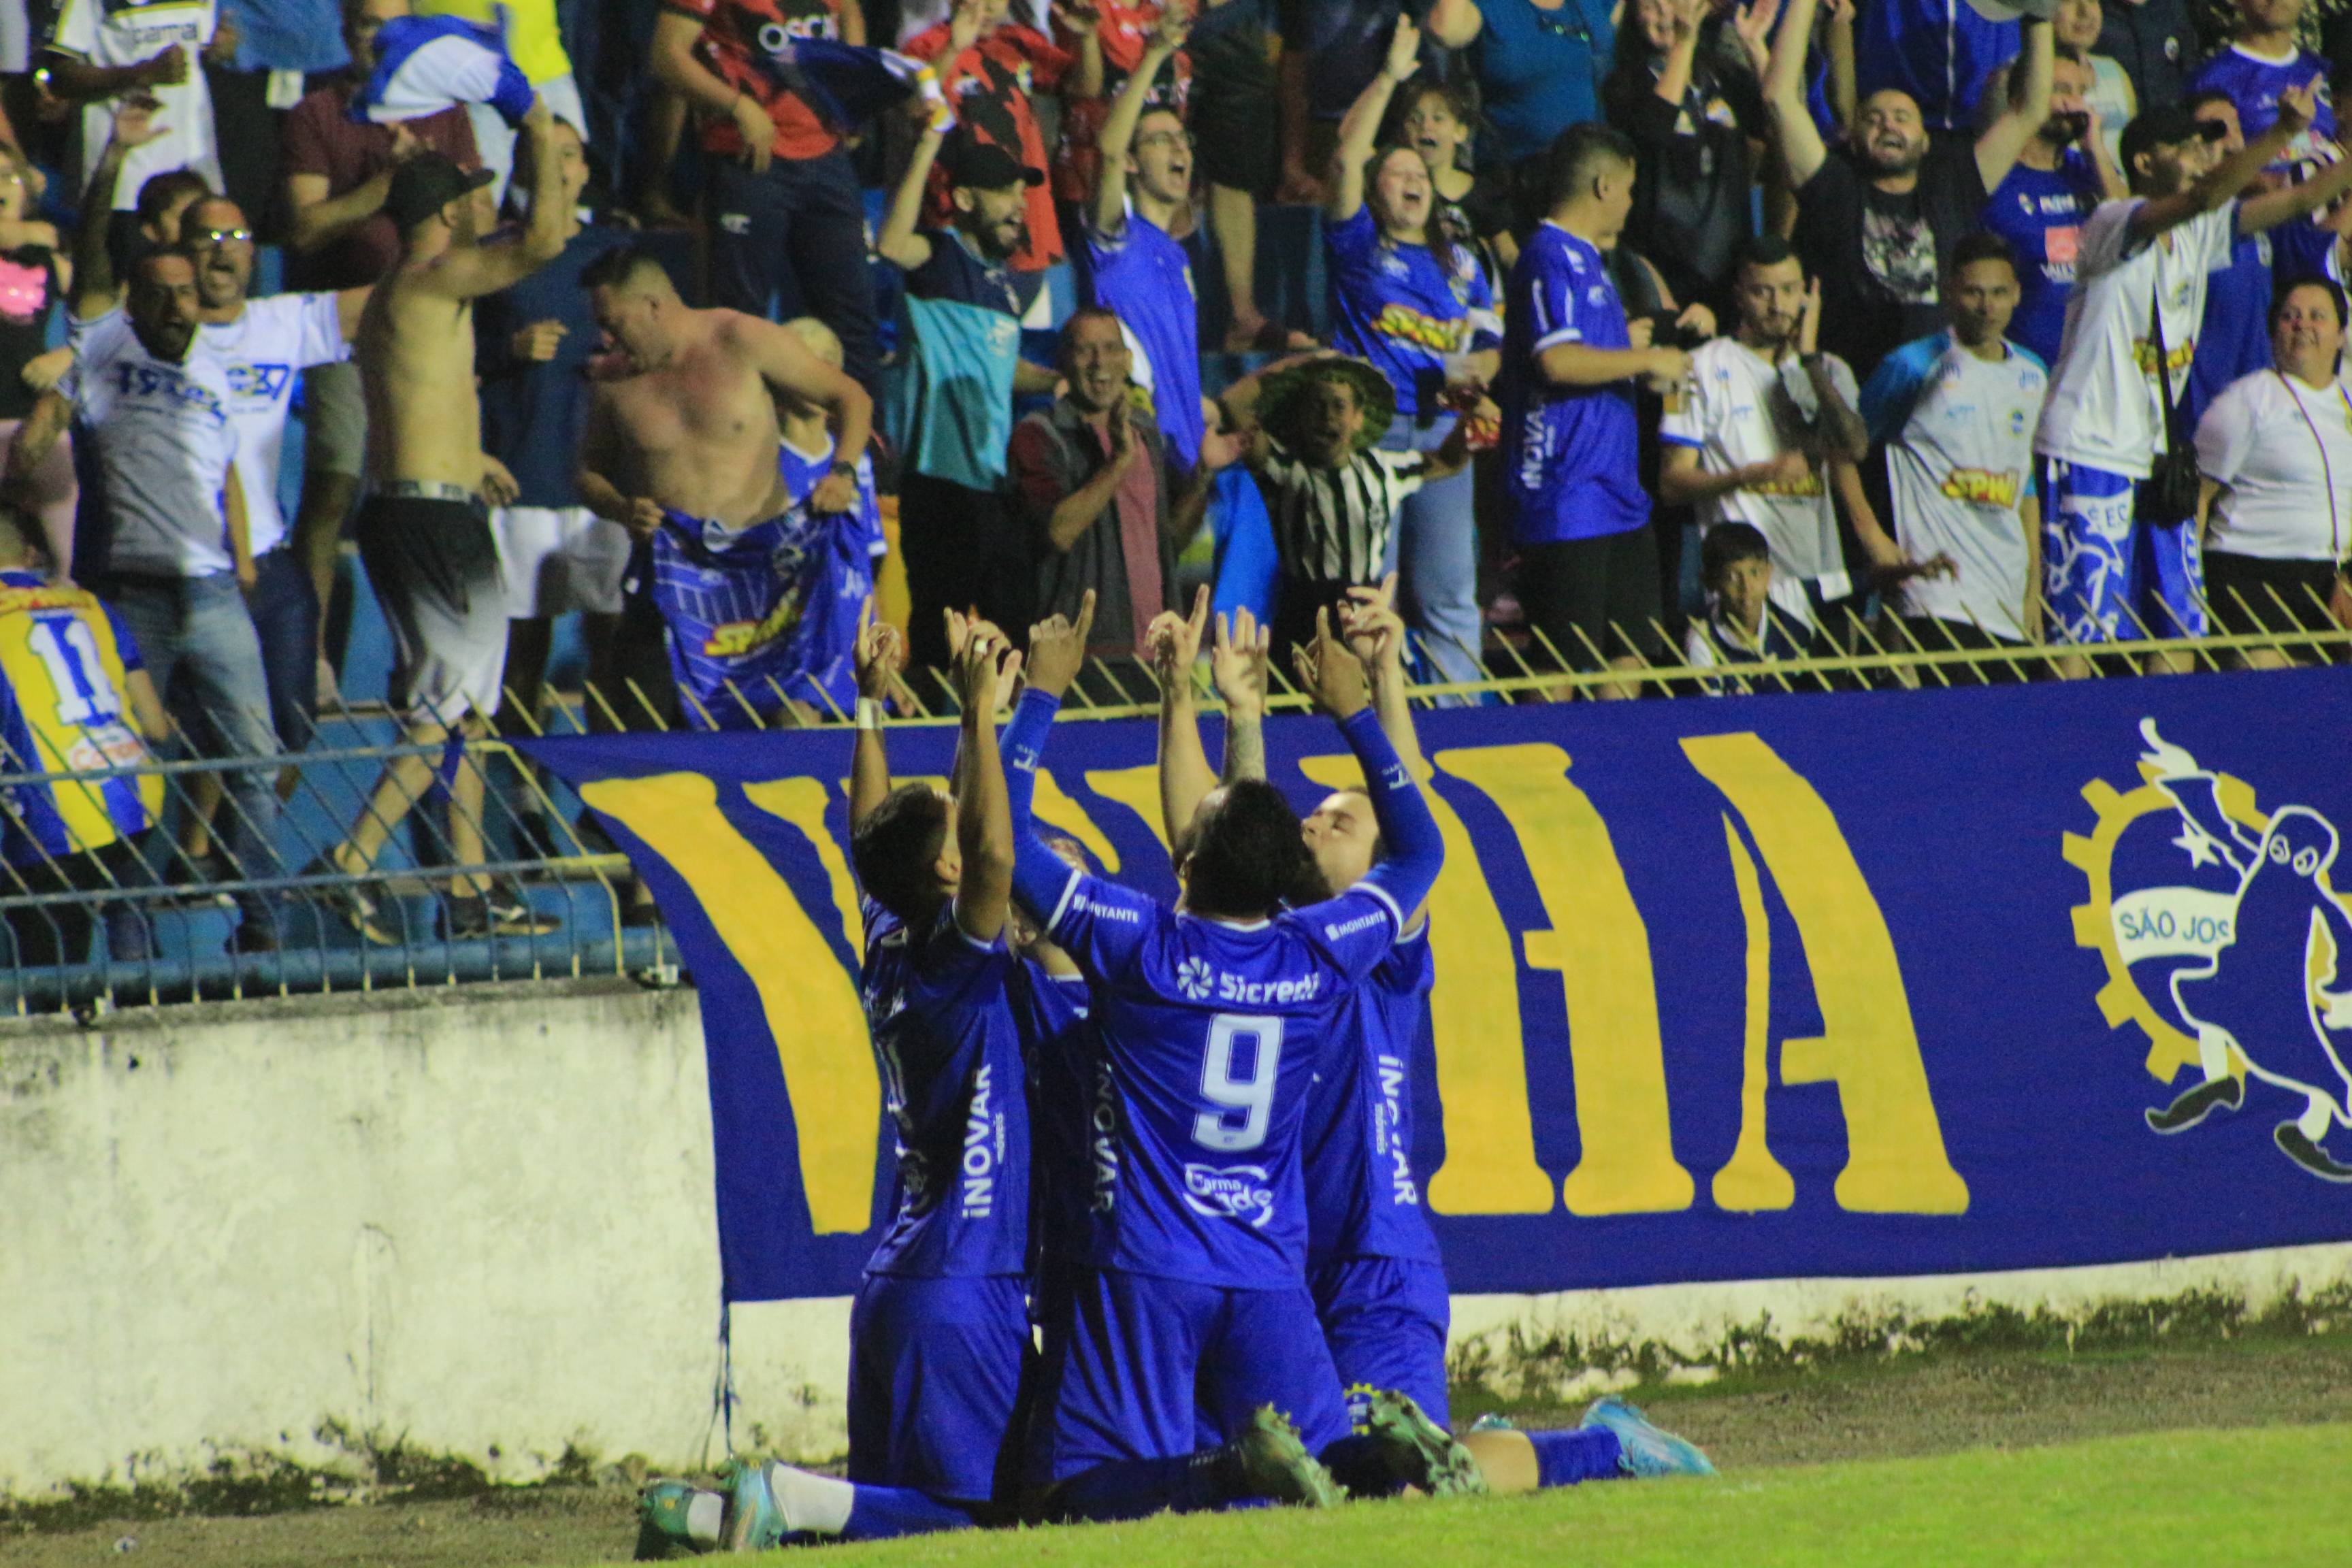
left=61, top=311, right=240, bottom=577
left=1865, top=331, right=2049, bottom=642
left=1660, top=336, right=1855, bottom=585
left=2196, top=367, right=2352, bottom=562
left=199, top=293, right=349, bottom=558
left=2035, top=199, right=2237, bottom=479
left=50, top=0, right=220, bottom=212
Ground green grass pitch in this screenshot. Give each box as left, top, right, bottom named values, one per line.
left=578, top=1423, right=2348, bottom=1567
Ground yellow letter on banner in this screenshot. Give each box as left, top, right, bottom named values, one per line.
left=1679, top=734, right=1969, bottom=1214
left=582, top=772, right=881, bottom=1233
left=1436, top=745, right=1693, bottom=1215
left=747, top=777, right=864, bottom=954
left=1297, top=754, right=1553, bottom=1214
left=1082, top=765, right=1171, bottom=859
left=1713, top=817, right=1795, bottom=1211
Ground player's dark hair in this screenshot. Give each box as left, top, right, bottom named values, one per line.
left=580, top=244, right=673, bottom=295
left=2272, top=274, right=2350, bottom=331
left=1734, top=235, right=1800, bottom=279
left=1701, top=521, right=1772, bottom=587
left=1948, top=231, right=2019, bottom=278
left=1545, top=122, right=1637, bottom=210
left=1178, top=779, right=1319, bottom=919
left=134, top=168, right=212, bottom=233
left=852, top=784, right=953, bottom=923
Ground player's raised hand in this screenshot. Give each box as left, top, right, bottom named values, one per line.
left=1211, top=604, right=1272, bottom=714
left=1292, top=606, right=1369, bottom=720
left=1341, top=572, right=1406, bottom=672
left=855, top=597, right=906, bottom=701
left=1026, top=591, right=1096, bottom=698
left=1147, top=585, right=1210, bottom=680
left=953, top=622, right=1022, bottom=715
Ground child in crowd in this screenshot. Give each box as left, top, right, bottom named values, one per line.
left=1221, top=353, right=1469, bottom=659
left=1683, top=521, right=1819, bottom=691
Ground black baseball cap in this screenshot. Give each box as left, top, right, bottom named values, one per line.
left=385, top=150, right=496, bottom=231
left=2119, top=104, right=2228, bottom=171
left=940, top=133, right=1043, bottom=193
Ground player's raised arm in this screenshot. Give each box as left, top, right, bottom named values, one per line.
left=1212, top=605, right=1271, bottom=786
left=948, top=628, right=1021, bottom=944
left=1152, top=587, right=1215, bottom=849
left=1293, top=610, right=1443, bottom=937
left=1004, top=594, right=1105, bottom=936
left=850, top=600, right=904, bottom=830
left=422, top=99, right=572, bottom=299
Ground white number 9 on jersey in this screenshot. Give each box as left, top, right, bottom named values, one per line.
left=1193, top=1013, right=1284, bottom=1152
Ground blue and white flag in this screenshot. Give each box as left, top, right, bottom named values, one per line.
left=350, top=14, right=535, bottom=129
left=748, top=36, right=949, bottom=134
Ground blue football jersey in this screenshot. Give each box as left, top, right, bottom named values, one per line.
left=778, top=437, right=887, bottom=561
left=1013, top=960, right=1105, bottom=1305
left=2189, top=46, right=2336, bottom=175
left=1980, top=154, right=2101, bottom=368
left=1031, top=867, right=1408, bottom=1288
left=1302, top=928, right=1443, bottom=1268
left=1501, top=223, right=1649, bottom=545
left=860, top=898, right=1032, bottom=1280
left=645, top=504, right=870, bottom=728
left=1324, top=206, right=1501, bottom=420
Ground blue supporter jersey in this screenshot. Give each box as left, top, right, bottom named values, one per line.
left=2189, top=46, right=2337, bottom=175
left=644, top=505, right=868, bottom=726
left=2190, top=231, right=2276, bottom=428
left=1083, top=206, right=1204, bottom=472
left=1980, top=154, right=2102, bottom=367
left=1015, top=960, right=1103, bottom=1306
left=0, top=571, right=161, bottom=866
left=1324, top=206, right=1501, bottom=421
left=859, top=897, right=1031, bottom=1280
left=1301, top=928, right=1442, bottom=1267
left=1501, top=223, right=1648, bottom=544
left=778, top=436, right=887, bottom=561
left=1856, top=0, right=2016, bottom=131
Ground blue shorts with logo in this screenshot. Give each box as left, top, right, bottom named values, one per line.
left=847, top=1272, right=1028, bottom=1503
left=1032, top=1267, right=1352, bottom=1482
left=2041, top=459, right=2206, bottom=644
left=1311, top=1255, right=1454, bottom=1430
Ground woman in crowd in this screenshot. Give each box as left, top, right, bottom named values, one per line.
left=2195, top=277, right=2352, bottom=667
left=1324, top=16, right=1500, bottom=692
left=1602, top=0, right=1778, bottom=313
left=1426, top=0, right=1620, bottom=224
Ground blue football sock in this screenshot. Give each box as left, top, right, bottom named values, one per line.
left=838, top=1484, right=983, bottom=1540
left=1529, top=1427, right=1624, bottom=1488
left=1050, top=1450, right=1241, bottom=1521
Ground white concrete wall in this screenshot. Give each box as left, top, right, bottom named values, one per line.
left=8, top=980, right=2351, bottom=1499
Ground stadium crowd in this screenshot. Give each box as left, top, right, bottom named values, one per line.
left=0, top=1, right=2349, bottom=954
left=1, top=0, right=2350, bottom=1541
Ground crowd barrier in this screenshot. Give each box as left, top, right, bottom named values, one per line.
left=523, top=634, right=2352, bottom=1302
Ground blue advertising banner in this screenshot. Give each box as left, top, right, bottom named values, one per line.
left=524, top=668, right=2352, bottom=1305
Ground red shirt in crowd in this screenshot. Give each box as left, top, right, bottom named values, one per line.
left=668, top=0, right=845, bottom=164
left=283, top=81, right=480, bottom=292
left=904, top=21, right=1073, bottom=273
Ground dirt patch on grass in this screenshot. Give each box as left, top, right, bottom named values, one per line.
left=11, top=1337, right=2352, bottom=1567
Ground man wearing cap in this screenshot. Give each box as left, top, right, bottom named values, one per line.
left=1764, top=0, right=2055, bottom=382
left=2034, top=88, right=2352, bottom=676
left=879, top=117, right=1059, bottom=669
left=310, top=97, right=569, bottom=943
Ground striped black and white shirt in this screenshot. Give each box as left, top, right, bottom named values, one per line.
left=1255, top=438, right=1429, bottom=587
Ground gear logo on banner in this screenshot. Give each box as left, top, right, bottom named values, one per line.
left=2069, top=719, right=2352, bottom=1181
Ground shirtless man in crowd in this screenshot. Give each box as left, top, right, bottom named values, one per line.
left=574, top=248, right=873, bottom=727
left=313, top=95, right=570, bottom=942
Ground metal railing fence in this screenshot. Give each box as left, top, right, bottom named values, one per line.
left=5, top=581, right=2347, bottom=1016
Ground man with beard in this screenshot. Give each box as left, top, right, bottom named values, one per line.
left=573, top=245, right=873, bottom=728
left=1763, top=0, right=2054, bottom=380
left=4, top=246, right=278, bottom=949
left=310, top=101, right=569, bottom=943
left=879, top=120, right=1060, bottom=668
left=1980, top=46, right=2129, bottom=366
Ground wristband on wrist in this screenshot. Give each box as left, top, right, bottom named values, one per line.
left=855, top=696, right=883, bottom=731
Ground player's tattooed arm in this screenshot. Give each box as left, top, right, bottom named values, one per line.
left=949, top=627, right=1022, bottom=943
left=1210, top=602, right=1271, bottom=788
left=1150, top=586, right=1218, bottom=853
